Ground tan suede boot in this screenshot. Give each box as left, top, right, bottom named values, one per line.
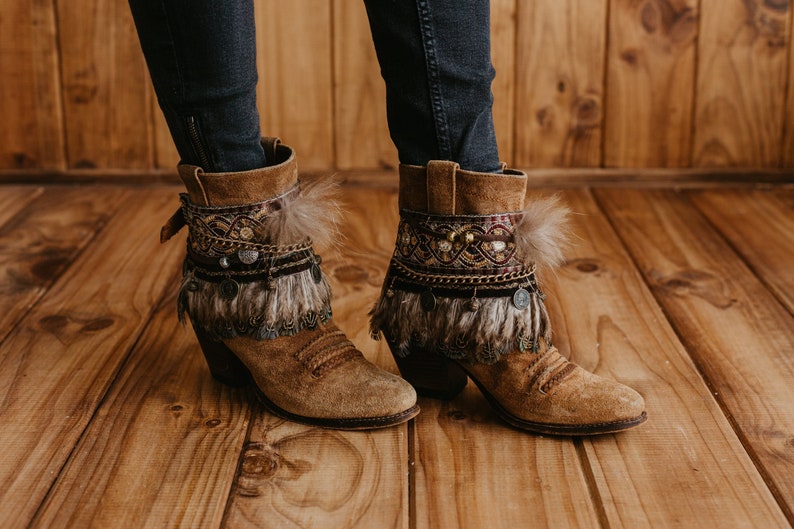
left=161, top=138, right=418, bottom=429
left=370, top=161, right=646, bottom=435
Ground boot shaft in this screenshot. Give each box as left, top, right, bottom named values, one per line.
left=178, top=137, right=298, bottom=207
left=399, top=161, right=528, bottom=215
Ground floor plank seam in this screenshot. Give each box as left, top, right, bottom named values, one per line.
left=685, top=190, right=794, bottom=320
left=574, top=439, right=611, bottom=529
left=592, top=188, right=794, bottom=527
left=219, top=402, right=256, bottom=529
left=26, top=267, right=184, bottom=528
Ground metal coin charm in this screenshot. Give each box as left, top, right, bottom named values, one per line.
left=420, top=289, right=437, bottom=312
left=512, top=288, right=531, bottom=310
left=311, top=263, right=322, bottom=284
left=237, top=249, right=259, bottom=265
left=466, top=296, right=480, bottom=312
left=219, top=278, right=239, bottom=299
left=219, top=256, right=231, bottom=269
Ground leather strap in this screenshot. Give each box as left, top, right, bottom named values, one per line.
left=426, top=160, right=459, bottom=214
left=262, top=137, right=281, bottom=164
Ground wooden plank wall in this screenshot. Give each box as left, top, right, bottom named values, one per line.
left=1, top=0, right=793, bottom=174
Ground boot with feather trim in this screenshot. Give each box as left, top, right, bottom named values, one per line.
left=370, top=160, right=645, bottom=435
left=162, top=137, right=419, bottom=429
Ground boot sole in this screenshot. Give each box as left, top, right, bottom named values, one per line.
left=394, top=346, right=647, bottom=435
left=462, top=367, right=648, bottom=436
left=251, top=383, right=420, bottom=430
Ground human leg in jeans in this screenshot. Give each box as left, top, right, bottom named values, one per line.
left=127, top=0, right=419, bottom=429
left=365, top=0, right=647, bottom=434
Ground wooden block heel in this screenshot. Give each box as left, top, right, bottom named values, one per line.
left=193, top=328, right=251, bottom=388
left=392, top=349, right=468, bottom=400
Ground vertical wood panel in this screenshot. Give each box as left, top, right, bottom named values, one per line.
left=605, top=0, right=698, bottom=167
left=514, top=0, right=608, bottom=168
left=57, top=0, right=153, bottom=169
left=784, top=2, right=794, bottom=167
left=491, top=0, right=517, bottom=165
left=332, top=0, right=396, bottom=170
left=255, top=0, right=334, bottom=170
left=0, top=0, right=65, bottom=170
left=694, top=0, right=791, bottom=167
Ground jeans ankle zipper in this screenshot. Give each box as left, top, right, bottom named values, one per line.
left=185, top=116, right=212, bottom=170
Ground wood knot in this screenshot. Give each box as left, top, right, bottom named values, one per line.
left=620, top=48, right=640, bottom=66
left=574, top=96, right=601, bottom=128
left=536, top=106, right=554, bottom=130
left=657, top=269, right=736, bottom=309
left=572, top=259, right=601, bottom=274
left=81, top=317, right=114, bottom=332
left=204, top=418, right=222, bottom=428
left=447, top=410, right=467, bottom=421
left=641, top=2, right=659, bottom=33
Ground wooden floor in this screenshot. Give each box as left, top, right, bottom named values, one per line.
left=0, top=181, right=792, bottom=529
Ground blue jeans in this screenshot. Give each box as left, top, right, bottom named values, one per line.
left=128, top=0, right=500, bottom=173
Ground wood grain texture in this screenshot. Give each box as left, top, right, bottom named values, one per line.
left=0, top=0, right=65, bottom=170
left=552, top=189, right=789, bottom=528
left=491, top=0, right=517, bottom=165
left=222, top=185, right=409, bottom=529
left=56, top=0, right=154, bottom=169
left=332, top=1, right=396, bottom=170
left=785, top=9, right=794, bottom=167
left=605, top=0, right=698, bottom=167
left=412, top=389, right=601, bottom=529
left=688, top=188, right=794, bottom=313
left=32, top=285, right=250, bottom=529
left=0, top=188, right=184, bottom=528
left=0, top=187, right=125, bottom=343
left=513, top=0, right=607, bottom=167
left=255, top=0, right=334, bottom=170
left=694, top=0, right=791, bottom=167
left=0, top=186, right=44, bottom=230
left=596, top=188, right=794, bottom=520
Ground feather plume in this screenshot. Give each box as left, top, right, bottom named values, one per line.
left=513, top=195, right=571, bottom=270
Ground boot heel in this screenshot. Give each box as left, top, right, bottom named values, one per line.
left=393, top=350, right=468, bottom=400
left=193, top=328, right=251, bottom=388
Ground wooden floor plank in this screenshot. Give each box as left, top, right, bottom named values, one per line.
left=31, top=284, right=251, bottom=529
left=0, top=187, right=125, bottom=343
left=688, top=189, right=794, bottom=315
left=412, top=391, right=601, bottom=529
left=552, top=189, right=788, bottom=528
left=0, top=187, right=185, bottom=528
left=222, top=186, right=409, bottom=529
left=0, top=186, right=44, bottom=227
left=594, top=188, right=794, bottom=523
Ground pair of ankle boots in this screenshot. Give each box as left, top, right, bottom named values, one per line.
left=161, top=138, right=646, bottom=435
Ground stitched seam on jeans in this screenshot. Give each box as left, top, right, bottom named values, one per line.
left=415, top=0, right=451, bottom=160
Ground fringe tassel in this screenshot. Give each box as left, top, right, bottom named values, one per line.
left=369, top=289, right=551, bottom=364
left=179, top=266, right=332, bottom=340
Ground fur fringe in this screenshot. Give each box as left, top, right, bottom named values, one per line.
left=255, top=177, right=341, bottom=250
left=179, top=267, right=332, bottom=339
left=513, top=195, right=571, bottom=270
left=370, top=289, right=551, bottom=364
